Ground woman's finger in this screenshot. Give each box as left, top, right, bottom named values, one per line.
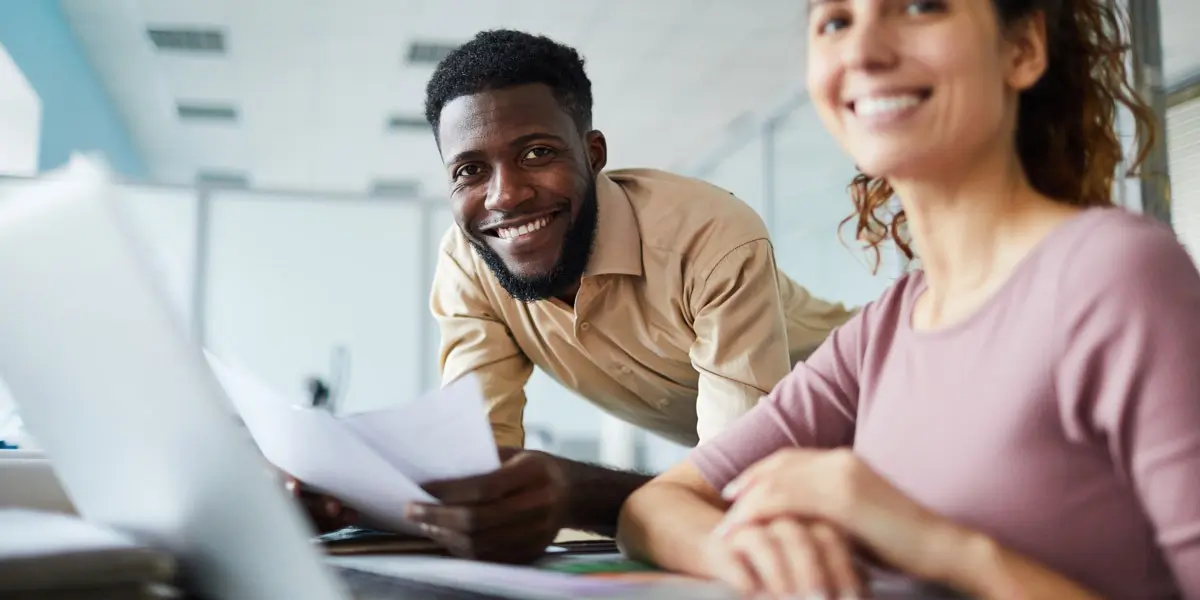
left=729, top=527, right=793, bottom=597
left=703, top=536, right=759, bottom=595
left=809, top=522, right=865, bottom=599
left=718, top=483, right=804, bottom=536
left=767, top=519, right=827, bottom=597
left=723, top=448, right=821, bottom=501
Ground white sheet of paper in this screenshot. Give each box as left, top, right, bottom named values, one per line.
left=340, top=374, right=500, bottom=484
left=203, top=353, right=434, bottom=533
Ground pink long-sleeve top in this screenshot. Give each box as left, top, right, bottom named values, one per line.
left=691, top=208, right=1200, bottom=599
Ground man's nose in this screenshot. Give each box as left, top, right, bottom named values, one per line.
left=484, top=165, right=535, bottom=212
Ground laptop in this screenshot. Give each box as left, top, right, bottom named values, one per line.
left=0, top=162, right=733, bottom=600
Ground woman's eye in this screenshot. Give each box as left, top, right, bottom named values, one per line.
left=904, top=0, right=946, bottom=15
left=817, top=16, right=849, bottom=35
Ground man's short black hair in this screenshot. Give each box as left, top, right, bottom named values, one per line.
left=423, top=29, right=593, bottom=140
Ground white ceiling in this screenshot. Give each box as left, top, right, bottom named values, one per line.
left=58, top=0, right=1200, bottom=198
left=58, top=0, right=809, bottom=196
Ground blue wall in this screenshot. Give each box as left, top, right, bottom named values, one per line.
left=0, top=1, right=145, bottom=177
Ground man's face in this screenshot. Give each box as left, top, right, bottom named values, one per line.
left=438, top=84, right=606, bottom=302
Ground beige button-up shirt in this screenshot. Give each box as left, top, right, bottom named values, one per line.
left=431, top=169, right=856, bottom=448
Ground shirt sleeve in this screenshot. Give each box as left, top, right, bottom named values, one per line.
left=689, top=273, right=869, bottom=490
left=778, top=275, right=862, bottom=364
left=687, top=239, right=794, bottom=443
left=430, top=247, right=533, bottom=448
left=1054, top=222, right=1200, bottom=598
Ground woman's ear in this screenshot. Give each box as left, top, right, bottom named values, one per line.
left=1005, top=10, right=1049, bottom=92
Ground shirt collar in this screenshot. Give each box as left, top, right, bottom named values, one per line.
left=583, top=173, right=644, bottom=278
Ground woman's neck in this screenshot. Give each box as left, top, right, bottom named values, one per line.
left=890, top=147, right=1067, bottom=298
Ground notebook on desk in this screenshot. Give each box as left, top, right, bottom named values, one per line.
left=0, top=509, right=176, bottom=598
left=0, top=451, right=75, bottom=515
left=317, top=527, right=617, bottom=557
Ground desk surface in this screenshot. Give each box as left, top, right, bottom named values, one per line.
left=335, top=546, right=967, bottom=600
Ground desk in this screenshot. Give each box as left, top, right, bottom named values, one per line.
left=332, top=553, right=967, bottom=599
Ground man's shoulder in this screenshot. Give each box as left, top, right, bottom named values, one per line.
left=437, top=223, right=481, bottom=269
left=608, top=168, right=770, bottom=257
left=434, top=225, right=503, bottom=303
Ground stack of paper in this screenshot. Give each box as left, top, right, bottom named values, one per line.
left=0, top=509, right=177, bottom=599
left=204, top=353, right=500, bottom=534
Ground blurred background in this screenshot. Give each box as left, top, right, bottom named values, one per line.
left=0, top=0, right=1197, bottom=473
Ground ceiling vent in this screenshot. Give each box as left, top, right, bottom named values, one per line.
left=405, top=41, right=457, bottom=65
left=370, top=179, right=422, bottom=197
left=386, top=114, right=427, bottom=132
left=177, top=102, right=239, bottom=123
left=196, top=170, right=249, bottom=189
left=147, top=27, right=226, bottom=54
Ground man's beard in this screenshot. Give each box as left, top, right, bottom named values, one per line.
left=469, top=181, right=598, bottom=303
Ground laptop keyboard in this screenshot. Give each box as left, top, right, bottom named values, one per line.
left=338, top=567, right=513, bottom=600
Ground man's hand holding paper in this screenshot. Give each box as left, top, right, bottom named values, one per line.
left=204, top=353, right=500, bottom=538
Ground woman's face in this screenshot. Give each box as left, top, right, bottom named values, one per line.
left=805, top=0, right=1046, bottom=181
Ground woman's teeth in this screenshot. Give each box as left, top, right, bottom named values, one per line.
left=855, top=94, right=923, bottom=118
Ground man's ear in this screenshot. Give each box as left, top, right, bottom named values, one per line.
left=586, top=131, right=608, bottom=174
left=1005, top=10, right=1049, bottom=92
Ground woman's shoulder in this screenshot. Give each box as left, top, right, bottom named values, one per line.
left=1053, top=207, right=1195, bottom=286
left=1040, top=207, right=1200, bottom=316
left=844, top=269, right=926, bottom=334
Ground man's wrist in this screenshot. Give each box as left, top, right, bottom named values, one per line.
left=535, top=452, right=651, bottom=535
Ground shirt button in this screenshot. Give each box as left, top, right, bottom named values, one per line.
left=619, top=365, right=631, bottom=374
left=656, top=398, right=670, bottom=409
left=580, top=322, right=591, bottom=331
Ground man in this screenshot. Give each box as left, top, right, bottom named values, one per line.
left=295, top=29, right=855, bottom=563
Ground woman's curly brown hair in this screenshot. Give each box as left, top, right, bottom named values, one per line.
left=843, top=0, right=1158, bottom=270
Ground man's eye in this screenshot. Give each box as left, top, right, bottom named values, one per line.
left=523, top=147, right=554, bottom=160
left=454, top=164, right=481, bottom=180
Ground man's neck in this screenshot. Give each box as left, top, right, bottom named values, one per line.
left=553, top=280, right=582, bottom=308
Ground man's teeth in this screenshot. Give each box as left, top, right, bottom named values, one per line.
left=498, top=215, right=553, bottom=240
left=855, top=94, right=923, bottom=118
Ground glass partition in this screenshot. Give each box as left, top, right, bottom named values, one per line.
left=691, top=102, right=900, bottom=309
left=703, top=133, right=767, bottom=216
left=770, top=104, right=898, bottom=306
left=203, top=192, right=425, bottom=414
left=119, top=185, right=199, bottom=330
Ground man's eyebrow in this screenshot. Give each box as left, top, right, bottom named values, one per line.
left=508, top=132, right=569, bottom=148
left=446, top=149, right=483, bottom=166
left=445, top=132, right=570, bottom=166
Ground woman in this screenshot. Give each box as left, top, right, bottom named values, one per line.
left=616, top=1, right=1200, bottom=598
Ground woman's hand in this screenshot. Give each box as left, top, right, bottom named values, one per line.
left=716, top=448, right=974, bottom=587
left=704, top=516, right=865, bottom=598
left=717, top=449, right=1106, bottom=600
